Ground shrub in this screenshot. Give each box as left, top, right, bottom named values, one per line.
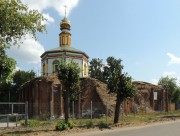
left=86, top=120, right=93, bottom=128
left=98, top=121, right=109, bottom=129
left=56, top=121, right=68, bottom=131
left=56, top=120, right=74, bottom=131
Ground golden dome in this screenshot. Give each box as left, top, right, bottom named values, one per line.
left=60, top=17, right=71, bottom=30
left=60, top=17, right=71, bottom=26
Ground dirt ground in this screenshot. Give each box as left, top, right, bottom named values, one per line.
left=1, top=118, right=180, bottom=136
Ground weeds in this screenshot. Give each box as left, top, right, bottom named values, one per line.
left=97, top=121, right=110, bottom=129
left=56, top=119, right=74, bottom=131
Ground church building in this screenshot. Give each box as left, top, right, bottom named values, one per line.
left=19, top=8, right=169, bottom=120
left=41, top=14, right=89, bottom=77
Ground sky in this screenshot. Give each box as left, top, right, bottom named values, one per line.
left=7, top=0, right=180, bottom=85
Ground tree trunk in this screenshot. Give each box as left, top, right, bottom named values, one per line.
left=114, top=96, right=122, bottom=124
left=64, top=90, right=70, bottom=122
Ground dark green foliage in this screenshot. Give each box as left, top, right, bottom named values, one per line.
left=56, top=121, right=68, bottom=131
left=56, top=119, right=74, bottom=131
left=12, top=70, right=35, bottom=101
left=0, top=81, right=13, bottom=102
left=89, top=57, right=136, bottom=124
left=104, top=56, right=123, bottom=92
left=173, top=88, right=180, bottom=102
left=0, top=0, right=46, bottom=47
left=58, top=60, right=80, bottom=122
left=0, top=70, right=35, bottom=102
left=86, top=120, right=93, bottom=128
left=13, top=70, right=35, bottom=89
left=58, top=60, right=80, bottom=92
left=97, top=121, right=110, bottom=129
left=89, top=58, right=104, bottom=82
left=105, top=56, right=136, bottom=124
left=117, top=73, right=136, bottom=100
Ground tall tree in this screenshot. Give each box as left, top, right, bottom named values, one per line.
left=105, top=56, right=136, bottom=124
left=89, top=58, right=104, bottom=81
left=58, top=60, right=80, bottom=122
left=0, top=0, right=46, bottom=47
left=158, top=76, right=178, bottom=103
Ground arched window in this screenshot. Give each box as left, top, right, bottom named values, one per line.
left=66, top=36, right=68, bottom=45
left=62, top=36, right=65, bottom=45
left=52, top=60, right=59, bottom=73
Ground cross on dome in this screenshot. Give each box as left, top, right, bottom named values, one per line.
left=64, top=5, right=67, bottom=18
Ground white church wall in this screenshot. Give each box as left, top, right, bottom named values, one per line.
left=66, top=58, right=83, bottom=77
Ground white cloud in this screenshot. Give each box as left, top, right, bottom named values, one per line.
left=15, top=66, right=21, bottom=71
left=151, top=79, right=158, bottom=85
left=8, top=34, right=45, bottom=64
left=163, top=71, right=176, bottom=77
left=42, top=13, right=55, bottom=25
left=167, top=52, right=180, bottom=65
left=22, top=0, right=80, bottom=17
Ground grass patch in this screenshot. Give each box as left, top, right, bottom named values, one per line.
left=12, top=110, right=180, bottom=131
left=19, top=119, right=52, bottom=127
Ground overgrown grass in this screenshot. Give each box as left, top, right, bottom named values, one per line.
left=19, top=119, right=52, bottom=127
left=17, top=110, right=180, bottom=131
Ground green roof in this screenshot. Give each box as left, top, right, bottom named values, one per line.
left=41, top=46, right=89, bottom=59
left=49, top=46, right=82, bottom=52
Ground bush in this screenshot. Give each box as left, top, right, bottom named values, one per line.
left=86, top=120, right=93, bottom=128
left=98, top=121, right=109, bottom=129
left=56, top=121, right=68, bottom=131
left=56, top=119, right=74, bottom=131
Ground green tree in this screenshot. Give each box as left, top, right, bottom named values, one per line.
left=158, top=76, right=177, bottom=103
left=0, top=0, right=46, bottom=47
left=13, top=70, right=35, bottom=89
left=174, top=88, right=180, bottom=103
left=105, top=56, right=136, bottom=124
left=89, top=58, right=104, bottom=81
left=0, top=81, right=12, bottom=102
left=12, top=70, right=35, bottom=101
left=0, top=70, right=35, bottom=102
left=58, top=60, right=80, bottom=122
left=0, top=46, right=16, bottom=82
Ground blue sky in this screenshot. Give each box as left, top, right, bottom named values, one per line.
left=7, top=0, right=180, bottom=84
